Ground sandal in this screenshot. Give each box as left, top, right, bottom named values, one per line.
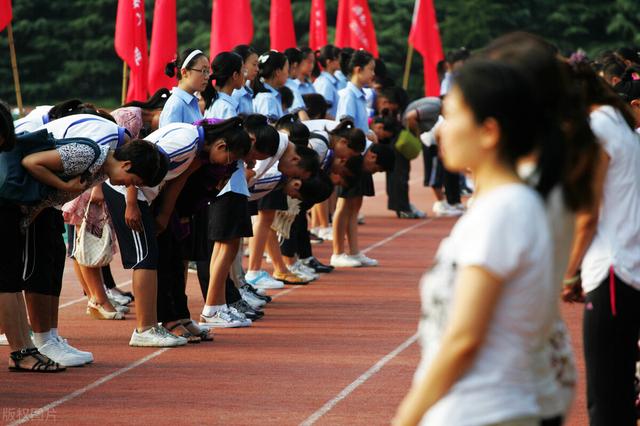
left=166, top=323, right=201, bottom=344
left=182, top=320, right=213, bottom=342
left=9, top=348, right=66, bottom=373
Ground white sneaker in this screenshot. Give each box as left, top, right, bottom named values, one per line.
left=352, top=252, right=379, bottom=267
left=330, top=253, right=362, bottom=268
left=357, top=214, right=365, bottom=225
left=106, top=289, right=132, bottom=306
left=317, top=227, right=333, bottom=241
left=452, top=203, right=466, bottom=212
left=129, top=325, right=188, bottom=347
left=199, top=308, right=251, bottom=328
left=289, top=261, right=319, bottom=281
left=240, top=286, right=267, bottom=310
left=0, top=333, right=8, bottom=346
left=432, top=201, right=463, bottom=217
left=227, top=307, right=253, bottom=327
left=55, top=336, right=94, bottom=364
left=37, top=338, right=88, bottom=367
left=245, top=270, right=285, bottom=290
left=409, top=203, right=427, bottom=218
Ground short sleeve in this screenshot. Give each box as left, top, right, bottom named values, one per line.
left=455, top=189, right=539, bottom=280
left=58, top=143, right=101, bottom=176
left=159, top=98, right=182, bottom=128
left=336, top=92, right=356, bottom=121
left=590, top=107, right=620, bottom=159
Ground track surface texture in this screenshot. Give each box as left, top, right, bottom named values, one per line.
left=1, top=160, right=590, bottom=425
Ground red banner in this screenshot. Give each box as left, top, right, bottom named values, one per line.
left=115, top=0, right=149, bottom=102
left=0, top=0, right=11, bottom=32
left=210, top=0, right=254, bottom=58
left=148, top=0, right=176, bottom=93
left=334, top=0, right=378, bottom=58
left=409, top=0, right=444, bottom=96
left=270, top=0, right=296, bottom=52
left=309, top=0, right=327, bottom=51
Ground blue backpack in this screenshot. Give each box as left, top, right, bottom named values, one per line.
left=0, top=129, right=102, bottom=205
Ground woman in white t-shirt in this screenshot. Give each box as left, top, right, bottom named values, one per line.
left=563, top=63, right=640, bottom=426
left=394, top=60, right=558, bottom=426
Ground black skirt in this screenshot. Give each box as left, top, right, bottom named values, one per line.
left=338, top=173, right=375, bottom=198
left=207, top=192, right=253, bottom=242
left=257, top=188, right=288, bottom=211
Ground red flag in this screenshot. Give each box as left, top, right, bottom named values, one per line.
left=309, top=0, right=327, bottom=51
left=115, top=0, right=149, bottom=102
left=0, top=0, right=11, bottom=32
left=334, top=0, right=350, bottom=48
left=148, top=0, right=176, bottom=93
left=409, top=0, right=444, bottom=96
left=210, top=0, right=254, bottom=58
left=270, top=0, right=296, bottom=52
left=334, top=0, right=378, bottom=58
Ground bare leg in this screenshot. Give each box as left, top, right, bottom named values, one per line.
left=206, top=239, right=241, bottom=306
left=432, top=187, right=445, bottom=201
left=346, top=197, right=363, bottom=255
left=332, top=198, right=349, bottom=255
left=132, top=269, right=157, bottom=331
left=79, top=265, right=115, bottom=312
left=266, top=230, right=289, bottom=274
left=0, top=293, right=34, bottom=351
left=71, top=259, right=91, bottom=299
left=248, top=210, right=275, bottom=272
left=24, top=293, right=53, bottom=334
left=312, top=201, right=329, bottom=229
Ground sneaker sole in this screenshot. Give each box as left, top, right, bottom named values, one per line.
left=129, top=340, right=187, bottom=347
left=198, top=321, right=252, bottom=329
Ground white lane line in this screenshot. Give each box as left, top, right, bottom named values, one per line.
left=58, top=280, right=132, bottom=309
left=300, top=333, right=419, bottom=426
left=8, top=349, right=169, bottom=426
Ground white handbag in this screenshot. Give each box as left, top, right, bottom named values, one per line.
left=73, top=202, right=113, bottom=268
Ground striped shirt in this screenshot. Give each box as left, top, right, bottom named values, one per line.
left=39, top=114, right=128, bottom=150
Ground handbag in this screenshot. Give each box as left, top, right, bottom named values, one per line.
left=73, top=201, right=113, bottom=267
left=395, top=129, right=422, bottom=160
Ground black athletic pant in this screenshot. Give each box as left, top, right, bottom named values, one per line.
left=386, top=148, right=411, bottom=212
left=156, top=228, right=190, bottom=323
left=280, top=203, right=312, bottom=259
left=583, top=273, right=640, bottom=426
left=196, top=239, right=242, bottom=304
left=442, top=169, right=461, bottom=205
left=102, top=265, right=116, bottom=289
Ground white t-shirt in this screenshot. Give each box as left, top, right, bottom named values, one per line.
left=107, top=122, right=204, bottom=203
left=250, top=132, right=289, bottom=186
left=304, top=119, right=339, bottom=133
left=416, top=183, right=553, bottom=425
left=581, top=106, right=640, bottom=293
left=14, top=105, right=52, bottom=133
left=38, top=114, right=127, bottom=150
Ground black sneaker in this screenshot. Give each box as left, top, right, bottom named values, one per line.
left=309, top=232, right=324, bottom=245
left=240, top=284, right=272, bottom=303
left=302, top=256, right=334, bottom=273
left=229, top=300, right=265, bottom=320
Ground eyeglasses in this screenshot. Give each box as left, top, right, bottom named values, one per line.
left=189, top=68, right=211, bottom=77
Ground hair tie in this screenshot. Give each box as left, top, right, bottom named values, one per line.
left=182, top=49, right=203, bottom=70
left=259, top=53, right=271, bottom=64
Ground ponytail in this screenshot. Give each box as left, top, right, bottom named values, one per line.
left=316, top=44, right=341, bottom=69
left=251, top=50, right=288, bottom=96
left=202, top=51, right=243, bottom=109
left=347, top=50, right=374, bottom=75
left=165, top=48, right=206, bottom=81
left=196, top=116, right=251, bottom=158
left=329, top=119, right=366, bottom=152
left=122, top=88, right=171, bottom=110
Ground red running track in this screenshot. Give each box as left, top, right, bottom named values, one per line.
left=0, top=164, right=589, bottom=426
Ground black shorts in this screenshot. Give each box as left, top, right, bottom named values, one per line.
left=258, top=188, right=288, bottom=210
left=207, top=192, right=252, bottom=242
left=0, top=205, right=25, bottom=293
left=422, top=144, right=443, bottom=188
left=338, top=173, right=375, bottom=198
left=103, top=183, right=158, bottom=270
left=23, top=208, right=66, bottom=296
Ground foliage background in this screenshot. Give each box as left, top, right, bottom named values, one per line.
left=0, top=0, right=638, bottom=108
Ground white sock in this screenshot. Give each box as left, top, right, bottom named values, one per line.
left=50, top=328, right=59, bottom=339
left=202, top=304, right=226, bottom=317
left=33, top=330, right=52, bottom=347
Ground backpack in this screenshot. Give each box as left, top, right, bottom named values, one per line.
left=0, top=129, right=102, bottom=205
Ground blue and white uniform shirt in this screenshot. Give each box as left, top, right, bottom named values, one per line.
left=159, top=87, right=203, bottom=127
left=253, top=82, right=284, bottom=122
left=285, top=78, right=307, bottom=113
left=337, top=82, right=369, bottom=134
left=313, top=72, right=339, bottom=118
left=232, top=82, right=255, bottom=116
left=14, top=105, right=53, bottom=134
left=204, top=92, right=240, bottom=120
left=39, top=114, right=128, bottom=150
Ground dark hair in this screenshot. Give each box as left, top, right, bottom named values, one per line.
left=482, top=32, right=598, bottom=211
left=113, top=139, right=169, bottom=187
left=278, top=86, right=294, bottom=110
left=370, top=143, right=395, bottom=172
left=288, top=122, right=310, bottom=147
left=200, top=116, right=251, bottom=158
left=251, top=50, right=288, bottom=95
left=122, top=88, right=171, bottom=110
left=342, top=154, right=363, bottom=187
left=274, top=114, right=298, bottom=132
left=348, top=50, right=375, bottom=75
left=329, top=119, right=366, bottom=152
left=202, top=52, right=243, bottom=109
left=302, top=93, right=329, bottom=119
left=284, top=47, right=303, bottom=66
left=165, top=48, right=206, bottom=80
left=47, top=100, right=116, bottom=122
left=602, top=58, right=627, bottom=82
left=339, top=47, right=355, bottom=76
left=0, top=100, right=16, bottom=151
left=232, top=44, right=257, bottom=62
left=616, top=80, right=640, bottom=102
left=316, top=44, right=341, bottom=68
left=617, top=47, right=640, bottom=65
left=447, top=47, right=471, bottom=64
left=243, top=114, right=279, bottom=156
left=299, top=170, right=333, bottom=204
left=295, top=144, right=320, bottom=175
left=378, top=86, right=410, bottom=114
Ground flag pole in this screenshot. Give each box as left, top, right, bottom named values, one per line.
left=121, top=61, right=128, bottom=105
left=7, top=23, right=24, bottom=117
left=402, top=42, right=414, bottom=90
